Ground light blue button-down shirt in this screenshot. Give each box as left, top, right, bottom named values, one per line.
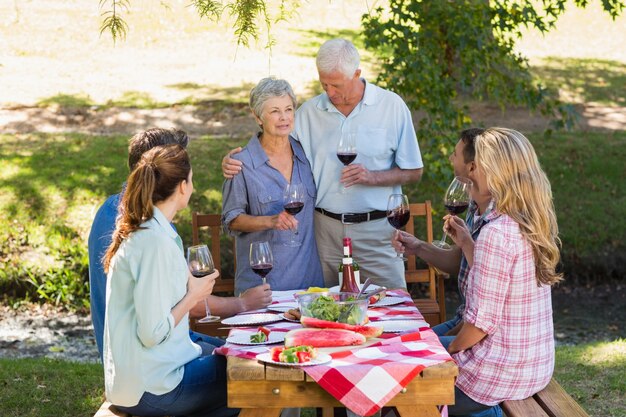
left=222, top=134, right=324, bottom=294
left=294, top=79, right=423, bottom=213
left=103, top=207, right=200, bottom=407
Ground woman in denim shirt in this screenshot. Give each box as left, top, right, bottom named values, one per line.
left=222, top=77, right=324, bottom=294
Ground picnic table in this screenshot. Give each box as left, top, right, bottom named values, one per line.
left=215, top=289, right=457, bottom=416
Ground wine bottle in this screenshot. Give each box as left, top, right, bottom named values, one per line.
left=340, top=257, right=359, bottom=293
left=338, top=237, right=360, bottom=288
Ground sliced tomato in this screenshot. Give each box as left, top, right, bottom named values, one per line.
left=270, top=347, right=284, bottom=362
left=296, top=350, right=311, bottom=363
left=258, top=326, right=271, bottom=337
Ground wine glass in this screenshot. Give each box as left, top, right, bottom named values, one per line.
left=432, top=176, right=473, bottom=250
left=387, top=194, right=410, bottom=259
left=249, top=241, right=273, bottom=285
left=186, top=244, right=220, bottom=323
left=337, top=132, right=357, bottom=194
left=283, top=182, right=305, bottom=247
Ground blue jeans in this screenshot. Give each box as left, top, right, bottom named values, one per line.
left=448, top=387, right=502, bottom=417
left=116, top=331, right=237, bottom=417
left=433, top=316, right=460, bottom=351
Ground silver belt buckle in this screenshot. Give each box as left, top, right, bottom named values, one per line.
left=341, top=213, right=356, bottom=225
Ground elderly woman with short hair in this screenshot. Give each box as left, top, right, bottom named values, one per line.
left=222, top=77, right=324, bottom=295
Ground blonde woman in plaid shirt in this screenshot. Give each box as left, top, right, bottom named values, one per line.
left=443, top=127, right=562, bottom=417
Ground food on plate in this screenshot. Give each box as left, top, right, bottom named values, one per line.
left=300, top=316, right=383, bottom=338
left=269, top=345, right=318, bottom=363
left=284, top=328, right=366, bottom=348
left=299, top=294, right=367, bottom=325
left=284, top=308, right=301, bottom=321
left=249, top=326, right=271, bottom=343
left=305, top=287, right=329, bottom=293
left=367, top=289, right=387, bottom=305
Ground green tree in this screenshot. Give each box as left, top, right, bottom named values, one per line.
left=361, top=0, right=623, bottom=186
left=100, top=0, right=624, bottom=187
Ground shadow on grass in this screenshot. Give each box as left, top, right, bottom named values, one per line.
left=533, top=57, right=626, bottom=106
left=35, top=85, right=251, bottom=110
left=0, top=134, right=128, bottom=220
left=290, top=28, right=366, bottom=59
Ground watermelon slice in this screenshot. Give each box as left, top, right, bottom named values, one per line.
left=284, top=328, right=366, bottom=348
left=301, top=316, right=383, bottom=338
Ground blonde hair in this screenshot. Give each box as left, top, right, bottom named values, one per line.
left=475, top=128, right=562, bottom=286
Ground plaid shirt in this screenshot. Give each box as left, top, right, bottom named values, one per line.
left=453, top=212, right=554, bottom=405
left=454, top=199, right=496, bottom=320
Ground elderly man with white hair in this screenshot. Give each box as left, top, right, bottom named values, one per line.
left=223, top=38, right=423, bottom=292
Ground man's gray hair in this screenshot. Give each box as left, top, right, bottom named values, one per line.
left=249, top=77, right=297, bottom=119
left=316, top=38, right=360, bottom=77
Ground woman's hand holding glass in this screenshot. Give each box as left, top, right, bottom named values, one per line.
left=443, top=215, right=473, bottom=253
left=187, top=244, right=220, bottom=323
left=433, top=176, right=473, bottom=250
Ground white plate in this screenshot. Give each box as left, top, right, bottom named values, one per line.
left=329, top=284, right=382, bottom=293
left=256, top=352, right=332, bottom=367
left=267, top=302, right=299, bottom=313
left=279, top=313, right=300, bottom=323
left=226, top=332, right=286, bottom=345
left=370, top=296, right=405, bottom=307
left=370, top=320, right=429, bottom=333
left=221, top=313, right=281, bottom=326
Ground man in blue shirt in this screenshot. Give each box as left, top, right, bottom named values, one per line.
left=392, top=128, right=493, bottom=349
left=89, top=128, right=272, bottom=360
left=222, top=39, right=423, bottom=290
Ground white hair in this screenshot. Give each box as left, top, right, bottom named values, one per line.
left=249, top=77, right=297, bottom=119
left=316, top=38, right=360, bottom=77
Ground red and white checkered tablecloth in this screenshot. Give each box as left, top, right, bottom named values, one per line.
left=214, top=289, right=453, bottom=416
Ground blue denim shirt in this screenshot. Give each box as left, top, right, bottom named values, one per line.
left=222, top=134, right=324, bottom=294
left=88, top=192, right=121, bottom=360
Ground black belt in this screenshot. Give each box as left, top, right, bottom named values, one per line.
left=315, top=207, right=387, bottom=224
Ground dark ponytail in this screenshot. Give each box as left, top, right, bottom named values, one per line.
left=104, top=144, right=190, bottom=272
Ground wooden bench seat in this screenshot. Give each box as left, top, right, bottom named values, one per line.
left=502, top=379, right=589, bottom=417
left=94, top=401, right=129, bottom=417
left=94, top=401, right=171, bottom=417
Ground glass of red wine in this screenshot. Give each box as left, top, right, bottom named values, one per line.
left=187, top=244, right=220, bottom=323
left=337, top=132, right=357, bottom=194
left=432, top=176, right=473, bottom=250
left=249, top=241, right=273, bottom=285
left=283, top=182, right=305, bottom=247
left=387, top=193, right=411, bottom=259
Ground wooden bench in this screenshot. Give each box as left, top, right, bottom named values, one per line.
left=94, top=401, right=129, bottom=417
left=502, top=378, right=589, bottom=417
left=94, top=401, right=171, bottom=417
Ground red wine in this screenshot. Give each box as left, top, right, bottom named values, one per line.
left=191, top=269, right=214, bottom=278
left=284, top=202, right=304, bottom=215
left=337, top=152, right=357, bottom=165
left=387, top=210, right=410, bottom=229
left=444, top=203, right=469, bottom=215
left=251, top=263, right=273, bottom=278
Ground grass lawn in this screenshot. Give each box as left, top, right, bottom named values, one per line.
left=1, top=340, right=623, bottom=417
left=1, top=129, right=624, bottom=307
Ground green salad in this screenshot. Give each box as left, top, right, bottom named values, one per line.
left=303, top=295, right=363, bottom=324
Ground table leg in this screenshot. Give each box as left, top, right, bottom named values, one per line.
left=394, top=405, right=441, bottom=417
left=320, top=407, right=334, bottom=417
left=238, top=408, right=283, bottom=417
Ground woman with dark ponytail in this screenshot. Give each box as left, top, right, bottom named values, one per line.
left=102, top=144, right=238, bottom=417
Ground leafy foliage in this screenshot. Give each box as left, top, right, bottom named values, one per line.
left=99, top=0, right=129, bottom=43
left=100, top=0, right=300, bottom=48
left=361, top=0, right=622, bottom=188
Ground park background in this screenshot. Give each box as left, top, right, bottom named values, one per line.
left=0, top=1, right=624, bottom=416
